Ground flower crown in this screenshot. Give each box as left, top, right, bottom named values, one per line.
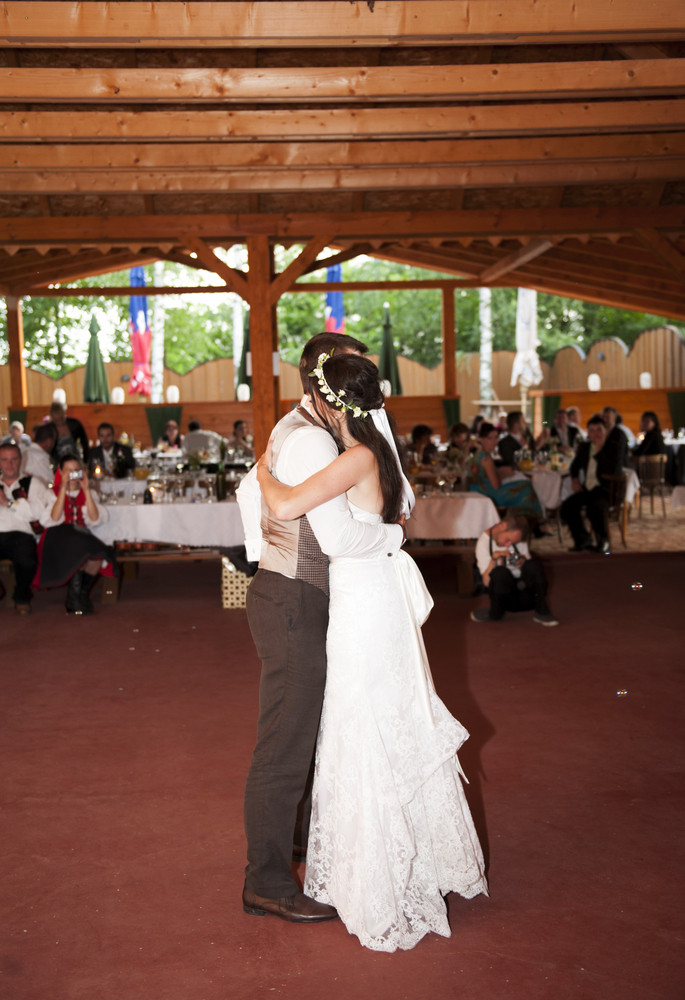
left=309, top=351, right=368, bottom=419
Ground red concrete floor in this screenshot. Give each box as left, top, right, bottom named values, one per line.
left=1, top=551, right=683, bottom=1000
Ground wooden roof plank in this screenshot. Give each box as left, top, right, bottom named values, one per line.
left=5, top=99, right=685, bottom=142
left=2, top=59, right=684, bottom=103
left=5, top=133, right=684, bottom=169
left=2, top=2, right=684, bottom=48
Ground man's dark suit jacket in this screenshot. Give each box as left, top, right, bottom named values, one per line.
left=550, top=424, right=581, bottom=449
left=570, top=437, right=623, bottom=491
left=88, top=442, right=136, bottom=478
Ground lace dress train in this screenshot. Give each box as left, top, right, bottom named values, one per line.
left=304, top=507, right=488, bottom=952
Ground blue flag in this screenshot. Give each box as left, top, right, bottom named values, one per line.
left=324, top=264, right=345, bottom=333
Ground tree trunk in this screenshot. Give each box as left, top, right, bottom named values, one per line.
left=478, top=287, right=493, bottom=405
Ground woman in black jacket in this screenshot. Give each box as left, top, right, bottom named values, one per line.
left=632, top=411, right=667, bottom=457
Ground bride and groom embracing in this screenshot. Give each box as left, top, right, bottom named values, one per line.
left=236, top=332, right=487, bottom=953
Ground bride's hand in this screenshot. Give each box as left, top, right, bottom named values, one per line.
left=256, top=441, right=273, bottom=484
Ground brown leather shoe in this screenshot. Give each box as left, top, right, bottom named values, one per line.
left=14, top=603, right=31, bottom=616
left=242, top=886, right=337, bottom=923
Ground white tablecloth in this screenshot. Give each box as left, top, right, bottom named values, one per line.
left=406, top=494, right=500, bottom=541
left=91, top=498, right=246, bottom=548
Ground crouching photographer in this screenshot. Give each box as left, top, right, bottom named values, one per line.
left=470, top=512, right=558, bottom=627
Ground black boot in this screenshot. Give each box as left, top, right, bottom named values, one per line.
left=65, top=571, right=91, bottom=615
left=80, top=571, right=97, bottom=614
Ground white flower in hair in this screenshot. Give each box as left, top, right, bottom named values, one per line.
left=309, top=351, right=368, bottom=419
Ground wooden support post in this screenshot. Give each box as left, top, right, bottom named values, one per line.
left=246, top=236, right=279, bottom=454
left=442, top=286, right=457, bottom=397
left=6, top=295, right=27, bottom=408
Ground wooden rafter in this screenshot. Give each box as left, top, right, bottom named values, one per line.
left=635, top=227, right=685, bottom=278
left=2, top=61, right=684, bottom=105
left=2, top=2, right=684, bottom=48
left=479, top=239, right=553, bottom=283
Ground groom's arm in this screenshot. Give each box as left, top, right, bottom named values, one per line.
left=279, top=426, right=403, bottom=560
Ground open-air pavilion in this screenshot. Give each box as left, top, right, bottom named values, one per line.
left=1, top=1, right=684, bottom=449
left=1, top=6, right=685, bottom=1000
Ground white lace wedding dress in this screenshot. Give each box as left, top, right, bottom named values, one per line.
left=303, top=505, right=488, bottom=952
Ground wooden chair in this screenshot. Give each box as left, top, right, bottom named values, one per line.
left=637, top=454, right=668, bottom=517
left=603, top=473, right=629, bottom=548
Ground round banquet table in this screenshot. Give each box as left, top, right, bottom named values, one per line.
left=406, top=493, right=500, bottom=541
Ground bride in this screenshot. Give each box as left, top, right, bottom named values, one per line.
left=256, top=351, right=488, bottom=952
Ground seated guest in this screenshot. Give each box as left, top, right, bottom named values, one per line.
left=408, top=423, right=437, bottom=466
left=497, top=411, right=549, bottom=474
left=561, top=414, right=624, bottom=553
left=0, top=441, right=54, bottom=614
left=21, top=424, right=57, bottom=485
left=36, top=454, right=115, bottom=615
left=444, top=422, right=474, bottom=463
left=467, top=422, right=551, bottom=532
left=49, top=401, right=90, bottom=464
left=566, top=406, right=585, bottom=441
left=470, top=414, right=485, bottom=438
left=632, top=411, right=667, bottom=457
left=549, top=409, right=580, bottom=452
left=88, top=422, right=136, bottom=478
left=157, top=419, right=183, bottom=450
left=226, top=419, right=254, bottom=459
left=182, top=419, right=225, bottom=457
left=600, top=406, right=630, bottom=464
left=470, top=513, right=558, bottom=626
left=1, top=420, right=31, bottom=451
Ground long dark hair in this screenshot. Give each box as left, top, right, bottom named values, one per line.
left=307, top=353, right=403, bottom=523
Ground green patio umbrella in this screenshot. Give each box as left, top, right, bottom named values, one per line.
left=377, top=304, right=402, bottom=396
left=83, top=314, right=110, bottom=403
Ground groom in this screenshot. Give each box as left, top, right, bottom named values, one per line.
left=237, top=332, right=404, bottom=922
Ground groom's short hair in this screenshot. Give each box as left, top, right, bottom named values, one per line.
left=299, top=332, right=368, bottom=391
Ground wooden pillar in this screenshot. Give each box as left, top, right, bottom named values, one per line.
left=442, top=287, right=457, bottom=397
left=6, top=295, right=27, bottom=408
left=246, top=236, right=279, bottom=454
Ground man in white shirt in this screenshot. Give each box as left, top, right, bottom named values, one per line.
left=237, top=332, right=404, bottom=924
left=470, top=514, right=558, bottom=626
left=0, top=441, right=54, bottom=613
left=21, top=424, right=56, bottom=485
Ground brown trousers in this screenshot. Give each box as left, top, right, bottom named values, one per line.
left=243, top=569, right=329, bottom=898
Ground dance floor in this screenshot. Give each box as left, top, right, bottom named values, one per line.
left=2, top=549, right=684, bottom=1000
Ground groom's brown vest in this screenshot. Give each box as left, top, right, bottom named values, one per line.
left=258, top=407, right=330, bottom=596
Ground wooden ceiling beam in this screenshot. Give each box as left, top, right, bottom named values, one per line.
left=182, top=236, right=248, bottom=297
left=5, top=250, right=155, bottom=288
left=4, top=159, right=682, bottom=194
left=0, top=207, right=683, bottom=243
left=2, top=60, right=684, bottom=104
left=8, top=134, right=685, bottom=169
left=635, top=227, right=685, bottom=278
left=5, top=99, right=685, bottom=142
left=478, top=238, right=553, bottom=283
left=269, top=235, right=334, bottom=304
left=2, top=2, right=683, bottom=48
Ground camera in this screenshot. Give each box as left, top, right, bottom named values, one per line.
left=68, top=470, right=83, bottom=480
left=507, top=550, right=520, bottom=568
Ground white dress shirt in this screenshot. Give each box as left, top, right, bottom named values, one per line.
left=237, top=397, right=402, bottom=568
left=0, top=475, right=55, bottom=536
